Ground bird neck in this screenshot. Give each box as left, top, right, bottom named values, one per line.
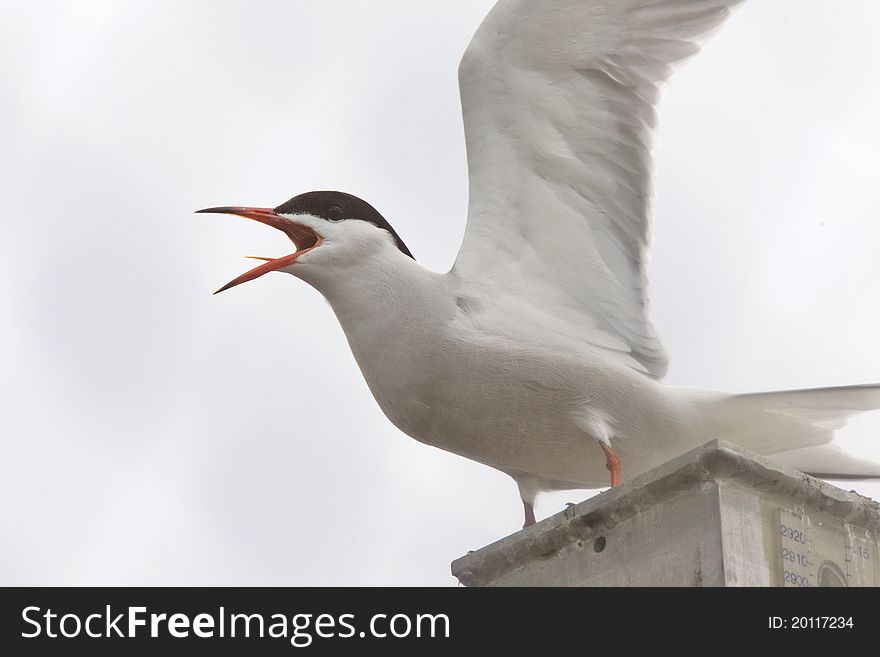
left=307, top=251, right=453, bottom=434
left=299, top=251, right=452, bottom=437
left=301, top=250, right=453, bottom=356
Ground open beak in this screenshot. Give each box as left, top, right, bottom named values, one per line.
left=196, top=206, right=321, bottom=294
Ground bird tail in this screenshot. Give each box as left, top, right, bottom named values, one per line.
left=697, top=384, right=880, bottom=477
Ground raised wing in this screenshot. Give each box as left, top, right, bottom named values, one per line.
left=453, top=0, right=743, bottom=377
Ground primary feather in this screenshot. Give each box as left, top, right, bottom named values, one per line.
left=455, top=0, right=746, bottom=378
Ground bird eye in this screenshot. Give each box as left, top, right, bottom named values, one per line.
left=327, top=204, right=344, bottom=220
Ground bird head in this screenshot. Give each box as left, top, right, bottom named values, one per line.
left=198, top=191, right=414, bottom=294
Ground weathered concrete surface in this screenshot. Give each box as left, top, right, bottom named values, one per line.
left=452, top=440, right=880, bottom=587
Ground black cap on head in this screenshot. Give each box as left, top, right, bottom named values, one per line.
left=275, top=191, right=414, bottom=259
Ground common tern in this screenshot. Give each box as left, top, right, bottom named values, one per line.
left=201, top=0, right=880, bottom=528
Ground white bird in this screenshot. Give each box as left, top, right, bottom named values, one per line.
left=201, top=0, right=880, bottom=528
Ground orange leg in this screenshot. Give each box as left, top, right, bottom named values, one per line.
left=522, top=500, right=536, bottom=528
left=599, top=442, right=621, bottom=487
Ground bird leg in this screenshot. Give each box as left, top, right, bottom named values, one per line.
left=599, top=442, right=621, bottom=487
left=573, top=410, right=620, bottom=488
left=514, top=476, right=539, bottom=528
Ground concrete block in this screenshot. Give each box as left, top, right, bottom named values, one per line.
left=451, top=440, right=880, bottom=587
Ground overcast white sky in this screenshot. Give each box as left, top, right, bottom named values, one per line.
left=2, top=1, right=879, bottom=586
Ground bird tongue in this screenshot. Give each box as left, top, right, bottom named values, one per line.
left=196, top=206, right=320, bottom=294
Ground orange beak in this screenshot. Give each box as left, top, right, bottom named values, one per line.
left=196, top=206, right=321, bottom=294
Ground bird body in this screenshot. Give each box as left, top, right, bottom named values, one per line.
left=314, top=245, right=880, bottom=499
left=329, top=259, right=682, bottom=486
left=202, top=0, right=880, bottom=525
left=281, top=223, right=692, bottom=488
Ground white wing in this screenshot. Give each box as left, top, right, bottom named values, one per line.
left=453, top=0, right=743, bottom=378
